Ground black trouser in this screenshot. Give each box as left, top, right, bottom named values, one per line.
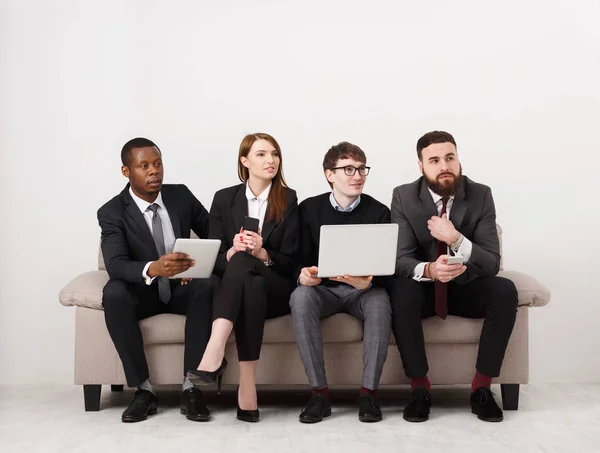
left=391, top=276, right=518, bottom=378
left=213, top=252, right=292, bottom=361
left=102, top=276, right=217, bottom=387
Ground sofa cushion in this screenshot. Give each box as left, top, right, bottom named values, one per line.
left=59, top=271, right=108, bottom=310
left=498, top=270, right=551, bottom=307
left=139, top=313, right=364, bottom=345
left=138, top=313, right=490, bottom=345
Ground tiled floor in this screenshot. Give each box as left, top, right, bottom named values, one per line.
left=0, top=383, right=598, bottom=453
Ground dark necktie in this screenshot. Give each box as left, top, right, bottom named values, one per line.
left=147, top=204, right=171, bottom=304
left=435, top=197, right=449, bottom=319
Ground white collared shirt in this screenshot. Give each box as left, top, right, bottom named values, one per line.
left=129, top=187, right=176, bottom=284
left=329, top=192, right=361, bottom=212
left=246, top=182, right=271, bottom=233
left=412, top=188, right=473, bottom=282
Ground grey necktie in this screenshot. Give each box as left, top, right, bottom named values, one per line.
left=147, top=203, right=171, bottom=303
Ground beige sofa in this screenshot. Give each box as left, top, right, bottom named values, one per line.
left=59, top=226, right=550, bottom=411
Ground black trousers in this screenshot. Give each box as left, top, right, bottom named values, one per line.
left=213, top=252, right=292, bottom=361
left=102, top=276, right=217, bottom=387
left=391, top=276, right=518, bottom=378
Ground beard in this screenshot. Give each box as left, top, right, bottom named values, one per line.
left=424, top=166, right=462, bottom=197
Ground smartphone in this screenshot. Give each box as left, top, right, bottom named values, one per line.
left=243, top=216, right=259, bottom=233
left=446, top=255, right=465, bottom=265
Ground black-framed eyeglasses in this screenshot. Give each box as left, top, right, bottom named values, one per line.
left=330, top=165, right=371, bottom=176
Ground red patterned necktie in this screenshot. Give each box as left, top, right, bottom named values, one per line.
left=434, top=197, right=449, bottom=319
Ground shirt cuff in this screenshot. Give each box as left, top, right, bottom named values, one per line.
left=143, top=262, right=157, bottom=285
left=457, top=236, right=473, bottom=262
left=413, top=262, right=433, bottom=282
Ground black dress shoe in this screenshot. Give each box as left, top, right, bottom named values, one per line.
left=470, top=387, right=503, bottom=422
left=121, top=389, right=158, bottom=423
left=358, top=393, right=383, bottom=422
left=403, top=388, right=431, bottom=422
left=299, top=393, right=332, bottom=424
left=187, top=358, right=228, bottom=393
left=237, top=405, right=260, bottom=422
left=180, top=388, right=211, bottom=422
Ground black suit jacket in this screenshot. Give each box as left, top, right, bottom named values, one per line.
left=391, top=176, right=500, bottom=284
left=97, top=184, right=210, bottom=283
left=209, top=184, right=299, bottom=279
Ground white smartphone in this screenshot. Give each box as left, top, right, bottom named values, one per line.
left=446, top=255, right=466, bottom=265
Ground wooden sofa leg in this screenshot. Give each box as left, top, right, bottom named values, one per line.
left=83, top=385, right=101, bottom=411
left=501, top=384, right=519, bottom=410
left=111, top=385, right=124, bottom=392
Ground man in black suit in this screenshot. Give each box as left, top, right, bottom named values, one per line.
left=390, top=131, right=518, bottom=423
left=98, top=137, right=216, bottom=423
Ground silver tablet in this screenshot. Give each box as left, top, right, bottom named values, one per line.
left=170, top=238, right=221, bottom=279
left=317, top=224, right=398, bottom=278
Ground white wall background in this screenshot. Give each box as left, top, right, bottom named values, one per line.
left=1, top=0, right=598, bottom=385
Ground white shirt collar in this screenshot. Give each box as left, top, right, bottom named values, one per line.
left=245, top=182, right=271, bottom=202
left=129, top=186, right=166, bottom=214
left=428, top=188, right=454, bottom=204
left=329, top=192, right=361, bottom=212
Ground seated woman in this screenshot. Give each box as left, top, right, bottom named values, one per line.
left=188, top=133, right=299, bottom=422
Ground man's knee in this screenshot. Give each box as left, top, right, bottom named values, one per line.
left=362, top=288, right=392, bottom=318
left=390, top=277, right=423, bottom=314
left=187, top=276, right=217, bottom=308
left=289, top=286, right=321, bottom=316
left=489, top=277, right=519, bottom=312
left=102, top=279, right=134, bottom=312
left=189, top=274, right=219, bottom=292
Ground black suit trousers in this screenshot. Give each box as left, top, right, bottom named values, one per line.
left=391, top=276, right=518, bottom=379
left=102, top=276, right=218, bottom=387
left=213, top=252, right=292, bottom=361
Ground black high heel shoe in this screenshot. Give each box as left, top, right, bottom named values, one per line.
left=236, top=385, right=260, bottom=422
left=187, top=358, right=228, bottom=394
left=237, top=405, right=260, bottom=422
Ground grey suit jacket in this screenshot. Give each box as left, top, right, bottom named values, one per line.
left=391, top=176, right=500, bottom=284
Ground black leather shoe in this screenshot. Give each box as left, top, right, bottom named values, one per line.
left=403, top=388, right=431, bottom=422
left=121, top=389, right=158, bottom=423
left=180, top=388, right=211, bottom=422
left=187, top=358, right=228, bottom=393
left=358, top=394, right=382, bottom=422
left=237, top=405, right=260, bottom=422
left=299, top=393, right=332, bottom=424
left=470, top=387, right=503, bottom=422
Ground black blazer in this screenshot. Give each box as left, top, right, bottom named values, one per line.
left=391, top=175, right=500, bottom=284
left=209, top=184, right=299, bottom=279
left=97, top=184, right=210, bottom=283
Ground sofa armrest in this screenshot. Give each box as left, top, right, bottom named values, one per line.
left=59, top=271, right=108, bottom=310
left=497, top=270, right=551, bottom=307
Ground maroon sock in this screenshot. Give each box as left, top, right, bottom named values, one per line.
left=472, top=371, right=492, bottom=392
left=360, top=386, right=377, bottom=396
left=411, top=376, right=431, bottom=392
left=312, top=387, right=329, bottom=398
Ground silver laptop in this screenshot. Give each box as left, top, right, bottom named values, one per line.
left=170, top=238, right=221, bottom=279
left=316, top=224, right=398, bottom=278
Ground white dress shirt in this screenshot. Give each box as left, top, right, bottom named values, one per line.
left=412, top=188, right=473, bottom=282
left=245, top=182, right=271, bottom=233
left=129, top=188, right=176, bottom=284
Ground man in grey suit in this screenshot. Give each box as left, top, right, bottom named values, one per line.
left=390, top=131, right=518, bottom=423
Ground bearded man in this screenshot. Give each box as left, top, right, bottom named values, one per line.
left=390, top=131, right=518, bottom=423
